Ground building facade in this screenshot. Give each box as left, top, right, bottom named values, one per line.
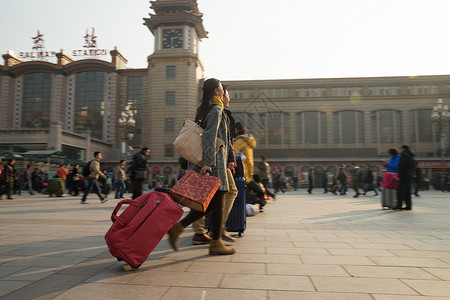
left=0, top=0, right=449, bottom=182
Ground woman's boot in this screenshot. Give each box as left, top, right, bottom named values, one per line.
left=167, top=222, right=184, bottom=251
left=209, top=239, right=235, bottom=255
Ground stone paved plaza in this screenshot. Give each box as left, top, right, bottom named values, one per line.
left=0, top=189, right=450, bottom=299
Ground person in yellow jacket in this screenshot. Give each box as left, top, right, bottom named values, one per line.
left=234, top=122, right=256, bottom=183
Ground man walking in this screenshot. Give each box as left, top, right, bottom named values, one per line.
left=23, top=165, right=34, bottom=195
left=114, top=160, right=127, bottom=199
left=130, top=147, right=150, bottom=199
left=257, top=156, right=275, bottom=199
left=351, top=163, right=361, bottom=198
left=395, top=145, right=415, bottom=210
left=81, top=151, right=108, bottom=204
left=307, top=169, right=314, bottom=194
left=338, top=164, right=347, bottom=195
left=5, top=158, right=16, bottom=200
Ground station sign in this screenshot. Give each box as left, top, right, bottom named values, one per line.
left=16, top=28, right=109, bottom=61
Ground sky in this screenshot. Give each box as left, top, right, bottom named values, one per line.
left=2, top=0, right=450, bottom=80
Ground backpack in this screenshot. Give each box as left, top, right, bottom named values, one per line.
left=82, top=161, right=92, bottom=177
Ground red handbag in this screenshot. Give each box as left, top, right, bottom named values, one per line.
left=382, top=172, right=399, bottom=189
left=170, top=170, right=221, bottom=212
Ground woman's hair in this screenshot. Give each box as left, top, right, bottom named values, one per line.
left=235, top=122, right=247, bottom=135
left=388, top=147, right=398, bottom=156
left=195, top=78, right=221, bottom=123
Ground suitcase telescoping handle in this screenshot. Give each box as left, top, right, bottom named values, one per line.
left=111, top=199, right=140, bottom=225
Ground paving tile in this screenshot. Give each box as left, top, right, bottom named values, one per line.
left=312, top=276, right=417, bottom=294
left=267, top=263, right=348, bottom=276
left=345, top=266, right=437, bottom=279
left=232, top=253, right=301, bottom=264
left=349, top=242, right=412, bottom=250
left=391, top=250, right=450, bottom=259
left=293, top=241, right=353, bottom=249
left=0, top=266, right=27, bottom=278
left=328, top=248, right=395, bottom=257
left=0, top=274, right=89, bottom=300
left=373, top=295, right=450, bottom=300
left=402, top=279, right=450, bottom=297
left=221, top=273, right=314, bottom=291
left=1, top=255, right=86, bottom=268
left=301, top=255, right=376, bottom=265
left=266, top=235, right=317, bottom=242
left=369, top=257, right=450, bottom=268
left=2, top=266, right=63, bottom=281
left=266, top=247, right=329, bottom=255
left=52, top=283, right=169, bottom=300
left=161, top=287, right=267, bottom=300
left=132, top=270, right=223, bottom=287
left=423, top=268, right=450, bottom=280
left=269, top=291, right=373, bottom=300
left=187, top=261, right=265, bottom=274
left=0, top=280, right=33, bottom=297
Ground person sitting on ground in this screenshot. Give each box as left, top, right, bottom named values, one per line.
left=246, top=174, right=267, bottom=212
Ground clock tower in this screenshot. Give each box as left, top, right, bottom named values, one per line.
left=143, top=0, right=207, bottom=161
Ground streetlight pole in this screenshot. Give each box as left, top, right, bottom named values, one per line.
left=431, top=98, right=450, bottom=179
left=118, top=105, right=136, bottom=161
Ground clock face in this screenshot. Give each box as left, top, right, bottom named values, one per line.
left=162, top=29, right=183, bottom=49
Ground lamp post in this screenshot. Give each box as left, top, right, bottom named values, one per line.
left=118, top=105, right=136, bottom=161
left=431, top=98, right=450, bottom=176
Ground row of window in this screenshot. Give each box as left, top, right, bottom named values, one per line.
left=229, top=85, right=446, bottom=99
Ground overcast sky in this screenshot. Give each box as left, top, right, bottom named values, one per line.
left=2, top=0, right=450, bottom=80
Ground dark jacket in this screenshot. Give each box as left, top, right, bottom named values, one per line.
left=130, top=152, right=148, bottom=179
left=398, top=149, right=415, bottom=179
left=5, top=163, right=16, bottom=181
left=363, top=171, right=374, bottom=184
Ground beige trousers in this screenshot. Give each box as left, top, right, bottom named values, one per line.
left=193, top=168, right=238, bottom=234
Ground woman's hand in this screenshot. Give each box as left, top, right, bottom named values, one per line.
left=201, top=165, right=212, bottom=175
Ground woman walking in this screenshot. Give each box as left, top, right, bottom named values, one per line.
left=167, top=78, right=235, bottom=255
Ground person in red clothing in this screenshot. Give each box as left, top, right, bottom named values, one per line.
left=56, top=164, right=69, bottom=193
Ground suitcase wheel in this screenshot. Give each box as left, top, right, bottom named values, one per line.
left=117, top=258, right=122, bottom=262
left=238, top=230, right=244, bottom=237
left=122, top=264, right=140, bottom=271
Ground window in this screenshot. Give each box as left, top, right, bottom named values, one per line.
left=22, top=72, right=52, bottom=128
left=333, top=111, right=364, bottom=144
left=126, top=76, right=143, bottom=147
left=296, top=112, right=327, bottom=145
left=74, top=71, right=105, bottom=140
left=371, top=110, right=403, bottom=143
left=166, top=66, right=176, bottom=78
left=165, top=118, right=175, bottom=131
left=409, top=109, right=433, bottom=143
left=165, top=91, right=176, bottom=105
left=164, top=144, right=175, bottom=157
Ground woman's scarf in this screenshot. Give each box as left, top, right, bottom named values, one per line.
left=212, top=95, right=224, bottom=108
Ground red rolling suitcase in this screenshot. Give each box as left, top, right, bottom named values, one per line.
left=105, top=192, right=183, bottom=269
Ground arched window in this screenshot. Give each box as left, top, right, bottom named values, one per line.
left=371, top=110, right=402, bottom=143
left=284, top=166, right=294, bottom=177
left=314, top=166, right=324, bottom=173
left=327, top=166, right=337, bottom=172
left=22, top=72, right=52, bottom=128
left=409, top=109, right=433, bottom=143
left=296, top=112, right=327, bottom=145
left=163, top=167, right=172, bottom=175
left=333, top=111, right=364, bottom=144
left=74, top=71, right=105, bottom=140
